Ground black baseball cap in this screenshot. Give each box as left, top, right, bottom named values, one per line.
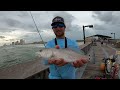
left=51, top=16, right=65, bottom=26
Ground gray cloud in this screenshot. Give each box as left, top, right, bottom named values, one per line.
left=31, top=11, right=79, bottom=32
left=1, top=11, right=120, bottom=45
left=17, top=11, right=30, bottom=17
left=92, top=11, right=120, bottom=39
left=0, top=11, right=79, bottom=32
left=92, top=11, right=113, bottom=23
left=9, top=39, right=15, bottom=41
left=92, top=11, right=120, bottom=25
left=3, top=18, right=21, bottom=27
left=0, top=36, right=5, bottom=39
left=0, top=11, right=86, bottom=45
left=0, top=11, right=84, bottom=46
left=93, top=24, right=106, bottom=30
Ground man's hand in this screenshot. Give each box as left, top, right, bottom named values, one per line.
left=48, top=58, right=68, bottom=66
left=72, top=58, right=88, bottom=68
left=48, top=45, right=68, bottom=66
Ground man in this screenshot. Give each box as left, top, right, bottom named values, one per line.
left=44, top=16, right=88, bottom=79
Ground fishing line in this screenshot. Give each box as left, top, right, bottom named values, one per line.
left=29, top=11, right=46, bottom=48
left=28, top=11, right=49, bottom=66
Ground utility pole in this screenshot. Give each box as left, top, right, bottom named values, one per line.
left=83, top=25, right=93, bottom=44
left=83, top=26, right=86, bottom=44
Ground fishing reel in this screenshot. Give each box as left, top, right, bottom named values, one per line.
left=101, top=54, right=119, bottom=79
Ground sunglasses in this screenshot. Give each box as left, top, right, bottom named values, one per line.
left=52, top=23, right=65, bottom=28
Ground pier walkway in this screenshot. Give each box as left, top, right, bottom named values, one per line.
left=80, top=42, right=119, bottom=79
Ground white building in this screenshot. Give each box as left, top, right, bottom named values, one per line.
left=20, top=39, right=25, bottom=45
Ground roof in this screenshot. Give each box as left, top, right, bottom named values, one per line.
left=86, top=34, right=112, bottom=38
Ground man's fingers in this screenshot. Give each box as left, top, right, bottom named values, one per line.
left=57, top=61, right=68, bottom=66
left=73, top=61, right=79, bottom=67
left=81, top=58, right=88, bottom=63
left=48, top=59, right=52, bottom=64
left=55, top=59, right=62, bottom=65
left=48, top=59, right=56, bottom=64
left=56, top=58, right=68, bottom=66
left=49, top=58, right=68, bottom=66
left=73, top=60, right=84, bottom=67
left=77, top=60, right=84, bottom=67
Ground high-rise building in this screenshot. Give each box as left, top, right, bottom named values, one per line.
left=12, top=42, right=15, bottom=45
left=20, top=39, right=25, bottom=45
left=15, top=41, right=19, bottom=45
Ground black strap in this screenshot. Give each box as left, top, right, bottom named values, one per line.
left=55, top=38, right=58, bottom=46
left=65, top=37, right=67, bottom=48
left=55, top=37, right=67, bottom=48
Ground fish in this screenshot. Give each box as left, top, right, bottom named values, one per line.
left=35, top=48, right=89, bottom=62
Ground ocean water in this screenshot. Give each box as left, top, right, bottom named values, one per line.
left=0, top=42, right=83, bottom=69
left=0, top=44, right=45, bottom=68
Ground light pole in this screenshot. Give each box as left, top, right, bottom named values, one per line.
left=83, top=25, right=93, bottom=44
left=111, top=33, right=115, bottom=39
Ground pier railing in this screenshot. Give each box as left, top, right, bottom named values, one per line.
left=0, top=42, right=92, bottom=79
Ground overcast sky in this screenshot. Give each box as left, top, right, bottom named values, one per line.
left=0, top=11, right=120, bottom=46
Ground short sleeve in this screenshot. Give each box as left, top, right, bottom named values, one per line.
left=45, top=40, right=54, bottom=48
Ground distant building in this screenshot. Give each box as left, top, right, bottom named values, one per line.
left=13, top=39, right=25, bottom=45
left=86, top=34, right=112, bottom=42
left=15, top=41, right=19, bottom=45
left=20, top=39, right=25, bottom=45
left=12, top=42, right=15, bottom=45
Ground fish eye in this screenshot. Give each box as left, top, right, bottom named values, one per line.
left=39, top=49, right=42, bottom=52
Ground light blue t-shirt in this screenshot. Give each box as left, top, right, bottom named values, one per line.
left=44, top=37, right=81, bottom=79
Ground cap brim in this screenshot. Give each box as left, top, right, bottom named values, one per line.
left=51, top=22, right=65, bottom=26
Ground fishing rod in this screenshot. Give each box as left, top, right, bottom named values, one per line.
left=29, top=11, right=46, bottom=48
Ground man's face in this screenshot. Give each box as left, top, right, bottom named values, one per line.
left=52, top=23, right=65, bottom=37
